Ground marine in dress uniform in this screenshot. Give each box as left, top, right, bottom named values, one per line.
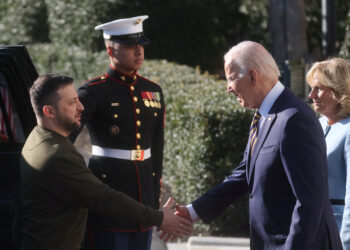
left=77, top=16, right=165, bottom=250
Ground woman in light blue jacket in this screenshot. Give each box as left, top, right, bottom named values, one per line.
left=307, top=57, right=350, bottom=249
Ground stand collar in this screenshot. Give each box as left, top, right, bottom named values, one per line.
left=107, top=65, right=138, bottom=85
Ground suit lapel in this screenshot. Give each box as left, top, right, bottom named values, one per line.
left=247, top=88, right=290, bottom=183
left=248, top=113, right=277, bottom=181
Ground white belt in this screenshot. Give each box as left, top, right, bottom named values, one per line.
left=92, top=145, right=151, bottom=161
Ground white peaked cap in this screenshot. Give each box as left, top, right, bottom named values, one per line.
left=95, top=15, right=149, bottom=40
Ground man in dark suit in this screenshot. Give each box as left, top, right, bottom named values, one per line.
left=20, top=74, right=191, bottom=250
left=175, top=41, right=342, bottom=249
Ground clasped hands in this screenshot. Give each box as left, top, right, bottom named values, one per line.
left=157, top=197, right=193, bottom=242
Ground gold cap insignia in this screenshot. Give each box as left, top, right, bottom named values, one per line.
left=135, top=19, right=142, bottom=25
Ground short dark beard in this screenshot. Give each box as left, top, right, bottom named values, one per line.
left=56, top=112, right=81, bottom=135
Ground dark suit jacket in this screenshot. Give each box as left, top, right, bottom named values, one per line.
left=192, top=88, right=342, bottom=250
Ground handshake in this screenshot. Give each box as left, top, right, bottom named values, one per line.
left=157, top=197, right=194, bottom=242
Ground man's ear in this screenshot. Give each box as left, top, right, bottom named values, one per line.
left=42, top=105, right=56, bottom=118
left=249, top=69, right=258, bottom=85
left=106, top=46, right=114, bottom=57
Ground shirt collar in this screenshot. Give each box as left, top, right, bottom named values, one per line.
left=258, top=81, right=285, bottom=117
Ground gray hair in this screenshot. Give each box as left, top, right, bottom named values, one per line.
left=224, top=41, right=280, bottom=80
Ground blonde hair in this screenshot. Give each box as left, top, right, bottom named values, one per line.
left=224, top=41, right=280, bottom=80
left=306, top=58, right=350, bottom=119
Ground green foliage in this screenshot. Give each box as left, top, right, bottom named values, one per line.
left=335, top=0, right=350, bottom=54
left=0, top=0, right=49, bottom=45
left=238, top=0, right=270, bottom=47
left=137, top=60, right=253, bottom=236
left=340, top=10, right=350, bottom=60
left=27, top=43, right=109, bottom=85
left=143, top=0, right=241, bottom=72
left=305, top=0, right=350, bottom=59
left=45, top=0, right=118, bottom=52
left=22, top=0, right=50, bottom=43
left=136, top=0, right=268, bottom=71
left=41, top=0, right=246, bottom=71
left=3, top=0, right=350, bottom=72
left=0, top=0, right=30, bottom=45
left=142, top=60, right=252, bottom=236
left=20, top=0, right=271, bottom=72
left=305, top=0, right=322, bottom=58
left=27, top=43, right=252, bottom=236
left=200, top=107, right=252, bottom=236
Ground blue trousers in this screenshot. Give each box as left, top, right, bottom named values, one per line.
left=88, top=228, right=153, bottom=250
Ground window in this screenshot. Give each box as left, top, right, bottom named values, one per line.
left=0, top=72, right=25, bottom=144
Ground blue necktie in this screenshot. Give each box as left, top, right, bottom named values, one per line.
left=250, top=111, right=261, bottom=156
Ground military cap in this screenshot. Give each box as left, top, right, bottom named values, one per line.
left=95, top=15, right=149, bottom=45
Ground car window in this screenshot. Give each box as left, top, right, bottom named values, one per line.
left=0, top=72, right=25, bottom=144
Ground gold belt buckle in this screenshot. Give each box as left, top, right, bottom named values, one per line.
left=131, top=149, right=144, bottom=161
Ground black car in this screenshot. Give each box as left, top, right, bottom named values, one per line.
left=0, top=45, right=37, bottom=249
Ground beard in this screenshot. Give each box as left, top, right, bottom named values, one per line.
left=56, top=112, right=81, bottom=134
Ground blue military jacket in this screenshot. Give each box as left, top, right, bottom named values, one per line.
left=78, top=65, right=165, bottom=232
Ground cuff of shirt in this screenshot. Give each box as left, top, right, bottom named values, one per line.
left=187, top=204, right=200, bottom=222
